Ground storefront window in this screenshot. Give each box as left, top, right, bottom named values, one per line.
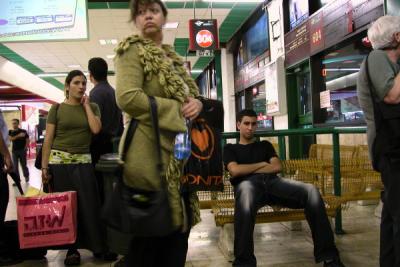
left=321, top=37, right=371, bottom=124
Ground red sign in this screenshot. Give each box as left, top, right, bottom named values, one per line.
left=189, top=19, right=219, bottom=51
left=196, top=30, right=213, bottom=48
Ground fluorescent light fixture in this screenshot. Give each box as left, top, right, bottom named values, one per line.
left=106, top=54, right=115, bottom=59
left=0, top=85, right=15, bottom=89
left=99, top=39, right=118, bottom=45
left=163, top=22, right=179, bottom=29
left=325, top=68, right=360, bottom=72
left=162, top=0, right=264, bottom=2
left=67, top=64, right=81, bottom=68
left=191, top=69, right=203, bottom=74
left=37, top=71, right=89, bottom=78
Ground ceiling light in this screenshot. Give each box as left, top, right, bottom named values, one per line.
left=37, top=71, right=89, bottom=78
left=163, top=22, right=179, bottom=29
left=0, top=85, right=14, bottom=89
left=162, top=0, right=264, bottom=2
left=106, top=54, right=115, bottom=59
left=191, top=69, right=203, bottom=74
left=99, top=39, right=118, bottom=45
left=67, top=64, right=81, bottom=68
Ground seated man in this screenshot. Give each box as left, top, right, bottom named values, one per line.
left=223, top=109, right=345, bottom=267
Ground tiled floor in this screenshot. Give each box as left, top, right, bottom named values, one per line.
left=4, top=160, right=380, bottom=266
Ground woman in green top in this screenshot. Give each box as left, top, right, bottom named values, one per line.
left=41, top=70, right=106, bottom=265
left=114, top=0, right=203, bottom=266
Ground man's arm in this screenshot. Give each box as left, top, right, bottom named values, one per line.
left=254, top=157, right=282, bottom=174
left=226, top=161, right=267, bottom=178
left=383, top=73, right=400, bottom=104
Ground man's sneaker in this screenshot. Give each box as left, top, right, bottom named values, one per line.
left=324, top=258, right=346, bottom=267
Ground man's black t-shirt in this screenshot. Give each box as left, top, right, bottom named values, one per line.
left=9, top=129, right=28, bottom=151
left=223, top=141, right=278, bottom=185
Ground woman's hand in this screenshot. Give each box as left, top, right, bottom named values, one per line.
left=41, top=168, right=52, bottom=184
left=81, top=94, right=90, bottom=107
left=182, top=97, right=203, bottom=121
left=3, top=153, right=13, bottom=173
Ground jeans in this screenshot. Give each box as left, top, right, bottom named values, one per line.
left=12, top=149, right=29, bottom=182
left=0, top=155, right=8, bottom=230
left=379, top=156, right=400, bottom=267
left=233, top=174, right=339, bottom=267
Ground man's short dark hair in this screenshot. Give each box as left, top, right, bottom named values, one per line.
left=12, top=118, right=19, bottom=124
left=237, top=109, right=257, bottom=123
left=88, top=57, right=108, bottom=82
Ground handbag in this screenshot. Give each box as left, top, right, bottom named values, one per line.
left=101, top=96, right=174, bottom=236
left=182, top=98, right=224, bottom=192
left=35, top=104, right=59, bottom=170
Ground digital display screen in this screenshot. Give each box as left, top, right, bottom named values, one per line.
left=244, top=12, right=269, bottom=62
left=0, top=0, right=88, bottom=42
left=289, top=0, right=309, bottom=30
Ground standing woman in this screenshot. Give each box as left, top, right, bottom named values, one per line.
left=114, top=0, right=203, bottom=266
left=41, top=70, right=106, bottom=265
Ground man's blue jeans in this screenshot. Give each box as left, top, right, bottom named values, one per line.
left=233, top=174, right=339, bottom=267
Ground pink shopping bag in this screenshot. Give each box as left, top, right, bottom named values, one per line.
left=16, top=191, right=77, bottom=249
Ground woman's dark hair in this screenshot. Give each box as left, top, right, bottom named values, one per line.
left=65, top=70, right=86, bottom=98
left=129, top=0, right=168, bottom=21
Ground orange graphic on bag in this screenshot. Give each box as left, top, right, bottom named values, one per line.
left=191, top=119, right=214, bottom=160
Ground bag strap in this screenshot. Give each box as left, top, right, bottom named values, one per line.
left=121, top=96, right=163, bottom=172
left=148, top=96, right=163, bottom=172
left=364, top=54, right=383, bottom=132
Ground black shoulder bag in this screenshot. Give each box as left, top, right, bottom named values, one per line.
left=35, top=104, right=59, bottom=170
left=102, top=96, right=174, bottom=236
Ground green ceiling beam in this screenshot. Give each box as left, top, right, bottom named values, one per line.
left=0, top=44, right=64, bottom=90
left=191, top=56, right=214, bottom=79
left=218, top=3, right=257, bottom=43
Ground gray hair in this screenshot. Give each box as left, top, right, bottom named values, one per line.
left=368, top=15, right=400, bottom=50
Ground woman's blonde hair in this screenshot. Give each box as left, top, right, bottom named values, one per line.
left=368, top=15, right=400, bottom=50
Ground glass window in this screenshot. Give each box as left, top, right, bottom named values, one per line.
left=298, top=70, right=312, bottom=117
left=321, top=36, right=371, bottom=124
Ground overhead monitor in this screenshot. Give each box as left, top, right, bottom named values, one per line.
left=0, top=0, right=88, bottom=42
left=289, top=0, right=309, bottom=30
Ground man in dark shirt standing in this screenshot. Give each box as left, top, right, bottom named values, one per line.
left=8, top=119, right=29, bottom=183
left=223, top=109, right=344, bottom=267
left=88, top=57, right=123, bottom=194
left=88, top=57, right=122, bottom=261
